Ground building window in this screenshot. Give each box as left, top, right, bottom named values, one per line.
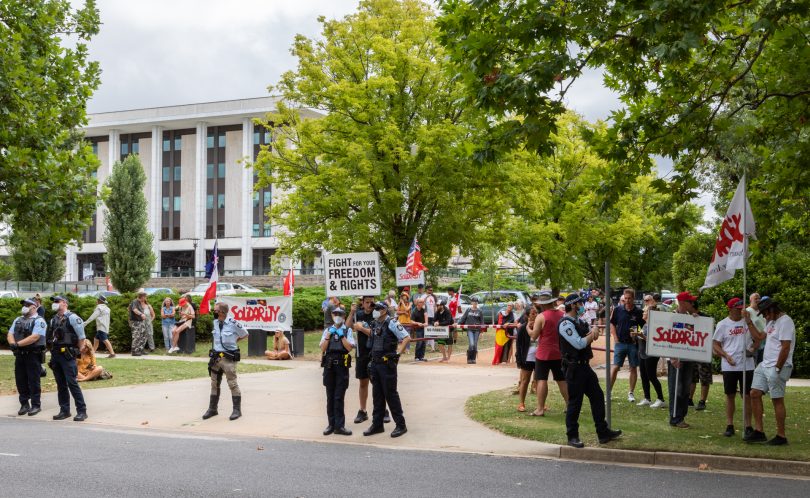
left=161, top=129, right=192, bottom=240
left=162, top=197, right=169, bottom=212
left=173, top=196, right=181, bottom=211
left=206, top=194, right=214, bottom=210
left=163, top=138, right=170, bottom=151
left=253, top=131, right=260, bottom=145
left=131, top=142, right=139, bottom=155
left=263, top=191, right=271, bottom=206
left=218, top=133, right=225, bottom=147
left=174, top=166, right=181, bottom=181
left=174, top=136, right=182, bottom=150
left=207, top=164, right=214, bottom=179
left=207, top=135, right=214, bottom=148
left=121, top=142, right=129, bottom=155
left=91, top=142, right=98, bottom=155
left=217, top=194, right=225, bottom=209
left=263, top=224, right=271, bottom=237
left=217, top=163, right=226, bottom=178
left=252, top=223, right=260, bottom=237
left=173, top=226, right=180, bottom=239
left=252, top=192, right=259, bottom=208
left=162, top=167, right=170, bottom=182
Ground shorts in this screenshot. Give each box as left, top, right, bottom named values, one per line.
left=691, top=362, right=713, bottom=385
left=355, top=353, right=370, bottom=380
left=751, top=363, right=792, bottom=399
left=612, top=342, right=639, bottom=368
left=534, top=359, right=565, bottom=381
left=94, top=331, right=109, bottom=342
left=722, top=370, right=754, bottom=395
left=519, top=360, right=535, bottom=373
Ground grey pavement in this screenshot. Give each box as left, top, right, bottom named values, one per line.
left=1, top=417, right=807, bottom=498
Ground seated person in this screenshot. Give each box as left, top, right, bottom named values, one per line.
left=168, top=297, right=195, bottom=353
left=77, top=339, right=104, bottom=382
left=265, top=330, right=292, bottom=360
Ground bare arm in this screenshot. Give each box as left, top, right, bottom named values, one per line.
left=713, top=339, right=734, bottom=365
left=529, top=314, right=544, bottom=340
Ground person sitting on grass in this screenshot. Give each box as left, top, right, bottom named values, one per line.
left=168, top=297, right=195, bottom=353
left=265, top=330, right=292, bottom=360
left=77, top=340, right=106, bottom=382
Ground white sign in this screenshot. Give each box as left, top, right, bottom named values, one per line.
left=217, top=296, right=293, bottom=331
left=424, top=326, right=450, bottom=339
left=324, top=252, right=381, bottom=297
left=646, top=310, right=714, bottom=362
left=395, top=266, right=425, bottom=286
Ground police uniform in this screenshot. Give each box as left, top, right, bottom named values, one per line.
left=8, top=300, right=48, bottom=416
left=203, top=316, right=248, bottom=421
left=558, top=294, right=621, bottom=448
left=48, top=297, right=88, bottom=421
left=364, top=303, right=410, bottom=438
left=320, top=320, right=355, bottom=435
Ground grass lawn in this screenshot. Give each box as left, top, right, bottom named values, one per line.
left=0, top=355, right=282, bottom=396
left=467, top=378, right=810, bottom=461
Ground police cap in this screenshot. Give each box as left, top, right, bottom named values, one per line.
left=51, top=295, right=68, bottom=304
left=20, top=298, right=37, bottom=306
left=373, top=301, right=388, bottom=311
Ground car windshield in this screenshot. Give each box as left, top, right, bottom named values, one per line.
left=192, top=284, right=208, bottom=292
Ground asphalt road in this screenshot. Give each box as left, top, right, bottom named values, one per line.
left=0, top=417, right=805, bottom=498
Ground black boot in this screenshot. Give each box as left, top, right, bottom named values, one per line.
left=471, top=350, right=477, bottom=364
left=17, top=402, right=30, bottom=416
left=229, top=396, right=242, bottom=420
left=202, top=395, right=219, bottom=419
left=466, top=350, right=473, bottom=364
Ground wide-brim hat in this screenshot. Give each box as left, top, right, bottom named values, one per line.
left=537, top=292, right=556, bottom=305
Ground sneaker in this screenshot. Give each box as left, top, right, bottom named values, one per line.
left=627, top=392, right=635, bottom=403
left=687, top=398, right=695, bottom=407
left=745, top=430, right=767, bottom=443
left=723, top=425, right=735, bottom=437
left=353, top=410, right=368, bottom=424
left=766, top=435, right=788, bottom=446
left=671, top=421, right=690, bottom=429
left=637, top=399, right=651, bottom=407
left=650, top=399, right=666, bottom=409
left=107, top=353, right=116, bottom=358
left=744, top=426, right=754, bottom=438
left=696, top=400, right=706, bottom=411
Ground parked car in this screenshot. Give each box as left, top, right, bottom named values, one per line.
left=468, top=290, right=531, bottom=324
left=77, top=290, right=121, bottom=298
left=0, top=290, right=19, bottom=299
left=434, top=292, right=471, bottom=320
left=144, top=287, right=173, bottom=296
left=188, top=282, right=237, bottom=296
left=232, top=283, right=263, bottom=294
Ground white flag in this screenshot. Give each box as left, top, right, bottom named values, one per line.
left=702, top=178, right=756, bottom=289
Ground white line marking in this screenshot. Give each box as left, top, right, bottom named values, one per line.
left=0, top=453, right=20, bottom=457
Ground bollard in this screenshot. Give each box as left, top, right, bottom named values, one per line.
left=179, top=326, right=196, bottom=354
left=247, top=329, right=268, bottom=357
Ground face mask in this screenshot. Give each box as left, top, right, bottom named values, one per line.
left=51, top=303, right=61, bottom=311
left=333, top=316, right=344, bottom=325
left=372, top=310, right=382, bottom=319
left=21, top=306, right=30, bottom=315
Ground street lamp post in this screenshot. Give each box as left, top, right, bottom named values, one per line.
left=191, top=239, right=199, bottom=288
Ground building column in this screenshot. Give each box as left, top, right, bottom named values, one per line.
left=108, top=129, right=120, bottom=169
left=194, top=122, right=207, bottom=273
left=64, top=244, right=78, bottom=281
left=151, top=126, right=163, bottom=273
left=241, top=117, right=253, bottom=274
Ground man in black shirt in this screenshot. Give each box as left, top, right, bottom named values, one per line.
left=410, top=297, right=428, bottom=362
left=347, top=296, right=390, bottom=425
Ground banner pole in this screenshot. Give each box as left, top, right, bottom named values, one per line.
left=605, top=260, right=611, bottom=427
left=673, top=363, right=679, bottom=421
left=742, top=172, right=748, bottom=437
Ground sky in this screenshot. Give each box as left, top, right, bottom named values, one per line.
left=83, top=0, right=714, bottom=221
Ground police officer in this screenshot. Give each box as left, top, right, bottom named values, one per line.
left=558, top=294, right=621, bottom=448
left=48, top=296, right=88, bottom=421
left=320, top=308, right=355, bottom=436
left=7, top=298, right=48, bottom=416
left=203, top=302, right=248, bottom=421
left=363, top=301, right=411, bottom=438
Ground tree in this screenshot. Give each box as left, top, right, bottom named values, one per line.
left=103, top=155, right=155, bottom=292
left=7, top=226, right=66, bottom=282
left=254, top=0, right=513, bottom=275
left=0, top=0, right=101, bottom=252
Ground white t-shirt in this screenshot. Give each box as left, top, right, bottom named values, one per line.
left=762, top=314, right=796, bottom=368
left=425, top=294, right=436, bottom=319
left=712, top=317, right=754, bottom=372
left=527, top=338, right=538, bottom=362
left=583, top=301, right=598, bottom=323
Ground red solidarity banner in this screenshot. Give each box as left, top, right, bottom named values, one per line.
left=217, top=296, right=293, bottom=331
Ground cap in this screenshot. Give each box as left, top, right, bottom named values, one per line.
left=470, top=296, right=479, bottom=303
left=51, top=295, right=68, bottom=304
left=676, top=291, right=698, bottom=302
left=436, top=299, right=447, bottom=306
left=136, top=288, right=147, bottom=295
left=97, top=295, right=108, bottom=304
left=373, top=301, right=388, bottom=311
left=331, top=307, right=346, bottom=316
left=726, top=297, right=744, bottom=310
left=20, top=298, right=37, bottom=306
left=564, top=294, right=583, bottom=306
left=536, top=292, right=555, bottom=305
left=758, top=296, right=777, bottom=312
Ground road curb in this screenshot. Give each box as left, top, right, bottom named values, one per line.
left=559, top=446, right=810, bottom=478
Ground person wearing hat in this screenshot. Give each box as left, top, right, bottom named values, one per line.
left=458, top=296, right=485, bottom=364
left=745, top=296, right=796, bottom=445
left=364, top=301, right=410, bottom=438
left=712, top=297, right=755, bottom=438
left=84, top=294, right=115, bottom=358
left=558, top=293, right=622, bottom=448
left=320, top=307, right=355, bottom=436
left=529, top=291, right=569, bottom=416
left=433, top=298, right=455, bottom=362
left=128, top=289, right=150, bottom=356
left=7, top=298, right=48, bottom=416
left=202, top=301, right=249, bottom=421
left=48, top=296, right=88, bottom=421
left=33, top=293, right=45, bottom=318
left=667, top=291, right=702, bottom=428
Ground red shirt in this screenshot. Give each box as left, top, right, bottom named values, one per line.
left=536, top=309, right=564, bottom=361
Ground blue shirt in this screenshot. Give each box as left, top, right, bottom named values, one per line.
left=161, top=306, right=175, bottom=327
left=320, top=325, right=357, bottom=347
left=212, top=317, right=248, bottom=352
left=610, top=305, right=644, bottom=344
left=558, top=317, right=589, bottom=350
left=380, top=318, right=410, bottom=341
left=9, top=315, right=48, bottom=346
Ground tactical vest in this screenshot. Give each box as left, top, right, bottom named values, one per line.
left=370, top=318, right=398, bottom=357
left=14, top=317, right=38, bottom=351
left=326, top=326, right=350, bottom=355
left=50, top=312, right=79, bottom=348
left=559, top=315, right=593, bottom=363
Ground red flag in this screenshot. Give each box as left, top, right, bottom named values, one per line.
left=405, top=237, right=427, bottom=275
left=283, top=261, right=295, bottom=297
left=199, top=242, right=218, bottom=314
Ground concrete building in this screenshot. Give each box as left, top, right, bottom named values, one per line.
left=66, top=97, right=323, bottom=281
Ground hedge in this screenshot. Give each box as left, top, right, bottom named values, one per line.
left=0, top=286, right=360, bottom=352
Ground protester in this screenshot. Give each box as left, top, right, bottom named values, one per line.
left=385, top=290, right=398, bottom=317
left=265, top=330, right=292, bottom=360
left=424, top=285, right=437, bottom=352
left=668, top=291, right=701, bottom=428
left=746, top=296, right=796, bottom=445
left=637, top=294, right=666, bottom=408
left=712, top=298, right=754, bottom=438
left=492, top=302, right=516, bottom=365
left=410, top=297, right=428, bottom=362
left=515, top=304, right=538, bottom=412
left=323, top=296, right=340, bottom=329
left=433, top=299, right=455, bottom=362
left=458, top=296, right=485, bottom=364
left=558, top=294, right=622, bottom=448
left=609, top=288, right=644, bottom=403
left=160, top=297, right=175, bottom=351
left=746, top=293, right=766, bottom=364
left=168, top=297, right=195, bottom=354
left=144, top=299, right=157, bottom=353
left=397, top=291, right=412, bottom=354
left=8, top=298, right=47, bottom=416
left=530, top=292, right=569, bottom=417
left=687, top=298, right=713, bottom=411
left=76, top=339, right=110, bottom=382
left=128, top=289, right=150, bottom=357
left=582, top=295, right=598, bottom=325
left=85, top=295, right=115, bottom=358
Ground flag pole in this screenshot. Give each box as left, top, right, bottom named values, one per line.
left=741, top=171, right=748, bottom=438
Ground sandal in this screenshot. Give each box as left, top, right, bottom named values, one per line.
left=530, top=410, right=545, bottom=417
left=517, top=404, right=526, bottom=412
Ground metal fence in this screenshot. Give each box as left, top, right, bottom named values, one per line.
left=0, top=280, right=106, bottom=293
